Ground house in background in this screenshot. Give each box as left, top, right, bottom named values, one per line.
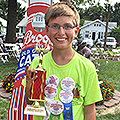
left=0, top=17, right=7, bottom=35
left=16, top=17, right=27, bottom=35
left=17, top=12, right=45, bottom=35
left=80, top=18, right=117, bottom=43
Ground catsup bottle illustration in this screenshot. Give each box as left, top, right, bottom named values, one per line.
left=8, top=1, right=52, bottom=120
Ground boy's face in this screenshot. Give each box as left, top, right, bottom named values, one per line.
left=46, top=16, right=79, bottom=49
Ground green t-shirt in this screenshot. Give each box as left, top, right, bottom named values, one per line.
left=22, top=51, right=102, bottom=120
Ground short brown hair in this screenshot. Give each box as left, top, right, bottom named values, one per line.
left=45, top=2, right=80, bottom=27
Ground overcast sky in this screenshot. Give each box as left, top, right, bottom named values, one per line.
left=17, top=0, right=119, bottom=8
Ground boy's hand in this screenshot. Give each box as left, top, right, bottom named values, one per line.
left=25, top=65, right=38, bottom=105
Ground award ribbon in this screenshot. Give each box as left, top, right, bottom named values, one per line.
left=59, top=90, right=73, bottom=120
left=63, top=101, right=73, bottom=120
left=50, top=114, right=60, bottom=120
left=60, top=77, right=75, bottom=120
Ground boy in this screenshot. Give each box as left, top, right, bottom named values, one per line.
left=22, top=2, right=102, bottom=120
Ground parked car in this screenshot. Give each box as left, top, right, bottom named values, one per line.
left=82, top=38, right=94, bottom=48
left=101, top=37, right=117, bottom=49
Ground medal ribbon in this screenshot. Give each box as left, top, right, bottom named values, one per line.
left=63, top=101, right=73, bottom=120
left=50, top=114, right=60, bottom=120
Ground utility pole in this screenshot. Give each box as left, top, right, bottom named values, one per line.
left=104, top=4, right=110, bottom=51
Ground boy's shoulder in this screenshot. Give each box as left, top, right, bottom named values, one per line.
left=75, top=52, right=95, bottom=67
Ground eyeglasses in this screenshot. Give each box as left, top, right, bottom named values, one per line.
left=47, top=24, right=75, bottom=31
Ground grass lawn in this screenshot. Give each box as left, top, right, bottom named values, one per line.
left=0, top=57, right=120, bottom=119
left=0, top=57, right=18, bottom=120
left=0, top=57, right=18, bottom=82
left=0, top=97, right=10, bottom=120
left=93, top=59, right=120, bottom=92
left=96, top=113, right=120, bottom=120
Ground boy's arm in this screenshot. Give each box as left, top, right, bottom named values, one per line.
left=84, top=103, right=96, bottom=120
left=25, top=65, right=38, bottom=105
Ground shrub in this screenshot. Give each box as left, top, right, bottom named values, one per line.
left=99, top=76, right=114, bottom=102
left=2, top=73, right=16, bottom=93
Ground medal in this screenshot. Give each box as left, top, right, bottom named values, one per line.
left=61, top=77, right=75, bottom=91
left=45, top=84, right=57, bottom=99
left=50, top=100, right=64, bottom=115
left=44, top=97, right=53, bottom=110
left=43, top=97, right=53, bottom=120
left=59, top=90, right=73, bottom=104
left=46, top=75, right=59, bottom=87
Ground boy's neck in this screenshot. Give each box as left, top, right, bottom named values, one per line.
left=52, top=48, right=75, bottom=66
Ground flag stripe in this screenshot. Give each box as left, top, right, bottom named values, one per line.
left=17, top=86, right=21, bottom=120
left=13, top=87, right=18, bottom=120
left=9, top=89, right=15, bottom=120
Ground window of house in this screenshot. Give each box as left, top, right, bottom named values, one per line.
left=85, top=31, right=89, bottom=38
left=35, top=15, right=43, bottom=23
left=41, top=17, right=43, bottom=22
left=35, top=17, right=38, bottom=21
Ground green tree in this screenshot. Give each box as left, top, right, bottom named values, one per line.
left=82, top=4, right=105, bottom=21
left=0, top=0, right=26, bottom=43
left=109, top=26, right=120, bottom=44
left=6, top=0, right=17, bottom=43
left=0, top=0, right=26, bottom=25
left=0, top=0, right=8, bottom=20
left=0, top=21, right=3, bottom=31
left=103, top=3, right=114, bottom=22
left=78, top=1, right=120, bottom=25
left=17, top=2, right=26, bottom=24
left=111, top=2, right=120, bottom=26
